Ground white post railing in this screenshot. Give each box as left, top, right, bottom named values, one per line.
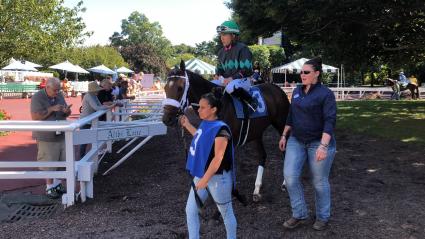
left=0, top=91, right=167, bottom=207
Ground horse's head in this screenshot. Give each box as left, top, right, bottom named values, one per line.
left=162, top=60, right=188, bottom=126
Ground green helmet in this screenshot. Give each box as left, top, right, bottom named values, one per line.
left=216, top=20, right=240, bottom=35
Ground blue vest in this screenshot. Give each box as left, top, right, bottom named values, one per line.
left=186, top=120, right=235, bottom=181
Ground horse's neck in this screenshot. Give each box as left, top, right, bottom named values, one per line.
left=218, top=93, right=233, bottom=121
left=187, top=73, right=214, bottom=103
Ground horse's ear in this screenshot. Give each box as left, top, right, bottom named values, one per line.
left=180, top=59, right=186, bottom=72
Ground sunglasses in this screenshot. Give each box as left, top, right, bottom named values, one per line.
left=300, top=70, right=313, bottom=75
left=216, top=25, right=229, bottom=33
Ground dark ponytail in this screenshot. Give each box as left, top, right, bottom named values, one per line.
left=305, top=57, right=323, bottom=82
left=201, top=92, right=222, bottom=115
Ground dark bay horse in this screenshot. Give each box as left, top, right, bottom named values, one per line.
left=162, top=60, right=290, bottom=201
left=387, top=78, right=420, bottom=99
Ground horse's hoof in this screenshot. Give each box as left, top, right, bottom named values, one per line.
left=252, top=194, right=262, bottom=202
left=281, top=184, right=287, bottom=192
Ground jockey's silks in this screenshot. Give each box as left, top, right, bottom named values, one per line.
left=186, top=120, right=235, bottom=185
left=217, top=42, right=253, bottom=79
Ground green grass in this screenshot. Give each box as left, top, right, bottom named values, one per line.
left=337, top=100, right=425, bottom=145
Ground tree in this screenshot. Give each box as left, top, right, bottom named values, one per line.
left=0, top=0, right=91, bottom=65
left=173, top=44, right=196, bottom=55
left=65, top=46, right=127, bottom=69
left=166, top=53, right=196, bottom=69
left=266, top=45, right=285, bottom=68
left=249, top=45, right=270, bottom=70
left=194, top=41, right=218, bottom=59
left=120, top=44, right=167, bottom=75
left=110, top=11, right=173, bottom=59
left=228, top=0, right=425, bottom=73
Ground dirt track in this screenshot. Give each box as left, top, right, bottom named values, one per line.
left=1, top=127, right=424, bottom=239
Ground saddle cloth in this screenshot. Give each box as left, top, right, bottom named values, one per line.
left=231, top=86, right=268, bottom=119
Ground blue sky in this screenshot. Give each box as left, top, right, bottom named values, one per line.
left=64, top=0, right=232, bottom=46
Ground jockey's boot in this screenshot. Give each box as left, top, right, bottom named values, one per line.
left=231, top=88, right=258, bottom=113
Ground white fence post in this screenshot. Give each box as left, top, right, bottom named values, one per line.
left=106, top=110, right=113, bottom=153
left=64, top=131, right=75, bottom=207
left=91, top=118, right=99, bottom=174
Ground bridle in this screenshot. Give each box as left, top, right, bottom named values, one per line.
left=162, top=71, right=190, bottom=114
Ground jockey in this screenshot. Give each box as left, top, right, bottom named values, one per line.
left=399, top=71, right=410, bottom=87
left=216, top=20, right=257, bottom=111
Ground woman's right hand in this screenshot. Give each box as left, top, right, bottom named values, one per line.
left=179, top=115, right=190, bottom=129
left=279, top=136, right=287, bottom=151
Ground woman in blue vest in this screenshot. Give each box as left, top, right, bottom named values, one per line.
left=180, top=93, right=237, bottom=239
left=279, top=57, right=337, bottom=231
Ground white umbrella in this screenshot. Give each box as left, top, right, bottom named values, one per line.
left=116, top=66, right=134, bottom=73
left=88, top=64, right=115, bottom=75
left=73, top=65, right=89, bottom=81
left=74, top=65, right=89, bottom=74
left=8, top=58, right=41, bottom=68
left=49, top=60, right=81, bottom=73
left=2, top=61, right=38, bottom=71
left=24, top=60, right=42, bottom=68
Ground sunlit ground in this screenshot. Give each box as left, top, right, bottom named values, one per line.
left=337, top=100, right=425, bottom=145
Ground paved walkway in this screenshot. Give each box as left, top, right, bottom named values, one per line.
left=0, top=96, right=82, bottom=194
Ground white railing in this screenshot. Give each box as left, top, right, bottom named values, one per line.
left=102, top=92, right=166, bottom=175
left=0, top=93, right=167, bottom=207
left=281, top=86, right=424, bottom=100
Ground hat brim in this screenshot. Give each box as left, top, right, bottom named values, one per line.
left=88, top=86, right=102, bottom=92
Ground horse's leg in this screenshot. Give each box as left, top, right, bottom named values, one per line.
left=409, top=87, right=415, bottom=100
left=415, top=86, right=420, bottom=99
left=252, top=139, right=267, bottom=202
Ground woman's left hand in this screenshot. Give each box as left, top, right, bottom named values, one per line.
left=315, top=146, right=328, bottom=161
left=196, top=177, right=208, bottom=190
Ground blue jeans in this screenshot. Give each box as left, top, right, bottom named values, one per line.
left=283, top=136, right=336, bottom=222
left=186, top=170, right=237, bottom=239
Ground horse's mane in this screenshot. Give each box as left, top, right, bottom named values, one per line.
left=186, top=70, right=218, bottom=88
left=168, top=68, right=217, bottom=86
